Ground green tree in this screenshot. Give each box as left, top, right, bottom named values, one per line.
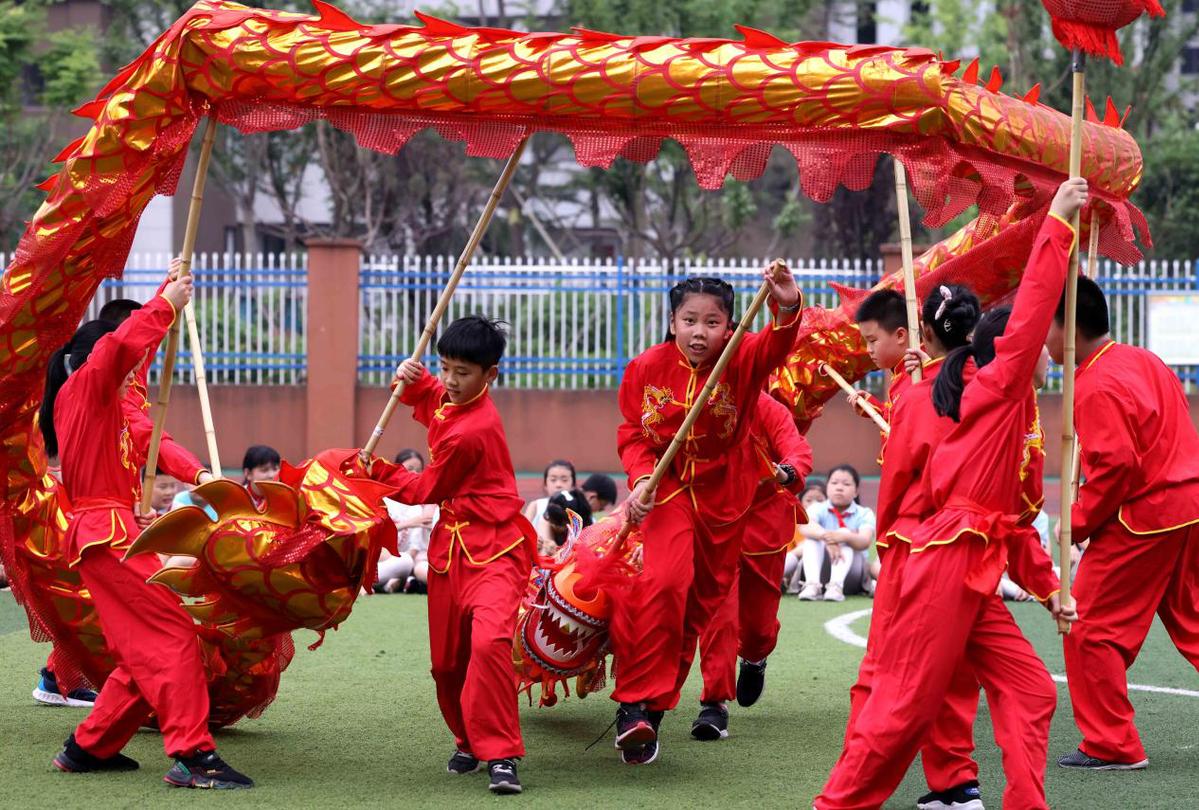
left=1133, top=118, right=1199, bottom=258
left=0, top=2, right=101, bottom=246
left=564, top=0, right=820, bottom=260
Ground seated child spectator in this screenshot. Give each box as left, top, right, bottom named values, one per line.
left=537, top=488, right=593, bottom=561
left=796, top=465, right=876, bottom=601
left=581, top=473, right=618, bottom=521
left=241, top=444, right=281, bottom=490
left=522, top=459, right=576, bottom=529
left=151, top=475, right=180, bottom=514
left=171, top=484, right=217, bottom=520
left=785, top=480, right=827, bottom=592
left=379, top=449, right=438, bottom=593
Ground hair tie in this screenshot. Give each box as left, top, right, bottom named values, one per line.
left=934, top=285, right=954, bottom=321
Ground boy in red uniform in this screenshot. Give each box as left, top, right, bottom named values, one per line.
left=847, top=290, right=914, bottom=460
left=694, top=391, right=812, bottom=739
left=1047, top=275, right=1199, bottom=770
left=41, top=270, right=252, bottom=789
left=815, top=179, right=1086, bottom=810
left=369, top=316, right=534, bottom=795
left=612, top=267, right=801, bottom=765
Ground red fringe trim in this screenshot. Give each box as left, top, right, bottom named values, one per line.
left=1050, top=20, right=1124, bottom=65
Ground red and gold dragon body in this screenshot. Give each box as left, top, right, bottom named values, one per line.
left=0, top=0, right=1148, bottom=718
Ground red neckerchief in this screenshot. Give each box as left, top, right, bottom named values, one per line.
left=831, top=504, right=850, bottom=528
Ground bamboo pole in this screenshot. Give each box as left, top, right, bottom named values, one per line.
left=1070, top=221, right=1100, bottom=501
left=361, top=136, right=529, bottom=458
left=184, top=300, right=220, bottom=473
left=608, top=267, right=795, bottom=555
left=821, top=363, right=890, bottom=434
left=140, top=116, right=218, bottom=514
left=1056, top=50, right=1086, bottom=634
left=894, top=160, right=922, bottom=383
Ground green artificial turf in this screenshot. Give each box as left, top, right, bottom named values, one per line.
left=1, top=592, right=1195, bottom=808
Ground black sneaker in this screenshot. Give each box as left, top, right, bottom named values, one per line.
left=164, top=750, right=254, bottom=789
left=690, top=702, right=729, bottom=741
left=487, top=759, right=522, bottom=794
left=736, top=658, right=767, bottom=707
left=52, top=734, right=139, bottom=773
left=916, top=780, right=984, bottom=810
left=1057, top=749, right=1148, bottom=771
left=620, top=710, right=663, bottom=766
left=614, top=703, right=656, bottom=750
left=448, top=750, right=481, bottom=775
left=35, top=668, right=98, bottom=707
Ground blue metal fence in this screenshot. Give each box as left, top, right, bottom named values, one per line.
left=17, top=251, right=1197, bottom=391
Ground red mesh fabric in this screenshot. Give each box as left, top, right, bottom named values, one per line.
left=1041, top=0, right=1166, bottom=64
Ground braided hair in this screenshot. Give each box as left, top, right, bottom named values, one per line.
left=662, top=276, right=735, bottom=343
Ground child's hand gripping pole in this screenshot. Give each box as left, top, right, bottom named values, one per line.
left=612, top=267, right=795, bottom=556
left=140, top=116, right=218, bottom=514
left=893, top=160, right=922, bottom=384
left=820, top=363, right=890, bottom=435
left=1056, top=57, right=1086, bottom=636
left=360, top=135, right=530, bottom=460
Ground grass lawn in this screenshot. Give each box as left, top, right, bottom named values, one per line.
left=2, top=591, right=1195, bottom=808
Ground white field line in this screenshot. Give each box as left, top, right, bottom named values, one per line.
left=823, top=608, right=1199, bottom=699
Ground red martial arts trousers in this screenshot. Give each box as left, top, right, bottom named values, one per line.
left=698, top=493, right=791, bottom=703
left=74, top=544, right=213, bottom=759
left=844, top=542, right=981, bottom=793
left=817, top=538, right=1057, bottom=810
left=427, top=547, right=530, bottom=761
left=611, top=495, right=742, bottom=711
left=1065, top=521, right=1199, bottom=763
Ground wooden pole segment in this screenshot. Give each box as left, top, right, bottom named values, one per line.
left=821, top=363, right=890, bottom=434
left=184, top=302, right=221, bottom=473
left=361, top=135, right=530, bottom=458
left=1070, top=220, right=1101, bottom=501
left=893, top=160, right=922, bottom=383
left=1056, top=51, right=1086, bottom=634
left=140, top=115, right=218, bottom=513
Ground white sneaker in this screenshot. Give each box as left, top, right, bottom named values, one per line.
left=798, top=583, right=822, bottom=601
left=823, top=584, right=845, bottom=602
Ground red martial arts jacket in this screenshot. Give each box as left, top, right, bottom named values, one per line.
left=915, top=214, right=1074, bottom=592
left=878, top=356, right=1058, bottom=598
left=370, top=369, right=532, bottom=573
left=1072, top=340, right=1199, bottom=540
left=744, top=392, right=812, bottom=553
left=875, top=356, right=955, bottom=547
left=56, top=295, right=205, bottom=564
left=856, top=360, right=912, bottom=464
left=617, top=302, right=801, bottom=527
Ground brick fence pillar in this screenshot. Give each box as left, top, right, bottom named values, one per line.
left=305, top=238, right=362, bottom=454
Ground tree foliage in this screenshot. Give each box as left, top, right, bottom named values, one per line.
left=0, top=1, right=100, bottom=246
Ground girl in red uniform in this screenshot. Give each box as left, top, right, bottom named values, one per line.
left=1047, top=275, right=1199, bottom=770
left=612, top=266, right=802, bottom=765
left=40, top=270, right=253, bottom=789
left=850, top=284, right=987, bottom=810
left=695, top=391, right=812, bottom=738
left=815, top=179, right=1086, bottom=810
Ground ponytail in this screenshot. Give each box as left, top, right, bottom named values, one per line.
left=39, top=321, right=117, bottom=458
left=932, top=345, right=975, bottom=423
left=931, top=306, right=1012, bottom=423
